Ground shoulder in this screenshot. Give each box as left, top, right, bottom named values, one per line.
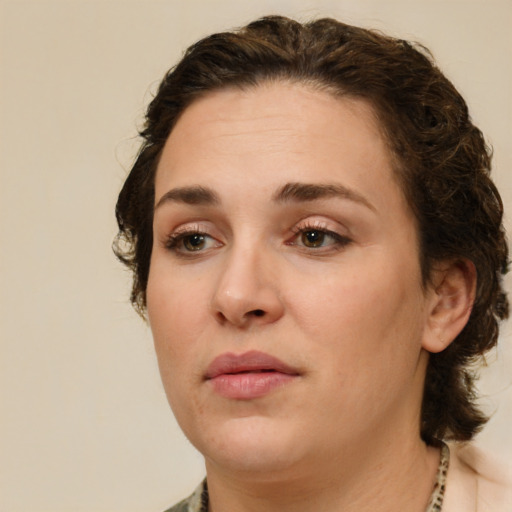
left=443, top=442, right=512, bottom=512
left=162, top=497, right=191, bottom=512
left=162, top=481, right=207, bottom=512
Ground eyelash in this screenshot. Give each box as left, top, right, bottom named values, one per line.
left=289, top=221, right=352, bottom=251
left=163, top=222, right=352, bottom=256
left=164, top=225, right=218, bottom=255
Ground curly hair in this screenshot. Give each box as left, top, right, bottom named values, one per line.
left=114, top=15, right=508, bottom=444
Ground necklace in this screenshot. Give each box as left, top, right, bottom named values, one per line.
left=425, top=443, right=450, bottom=512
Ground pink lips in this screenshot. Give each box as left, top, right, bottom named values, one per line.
left=205, top=350, right=299, bottom=400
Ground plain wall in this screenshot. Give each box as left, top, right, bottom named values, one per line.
left=1, top=0, right=511, bottom=510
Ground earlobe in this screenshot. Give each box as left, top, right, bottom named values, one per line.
left=422, top=259, right=476, bottom=354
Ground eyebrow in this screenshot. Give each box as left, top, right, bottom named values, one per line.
left=154, top=181, right=375, bottom=212
left=273, top=182, right=376, bottom=212
left=154, top=186, right=220, bottom=210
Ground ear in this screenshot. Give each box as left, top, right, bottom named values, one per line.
left=422, top=259, right=476, bottom=354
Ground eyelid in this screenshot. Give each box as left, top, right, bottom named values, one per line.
left=171, top=222, right=210, bottom=237
left=162, top=222, right=223, bottom=255
left=162, top=222, right=211, bottom=244
left=288, top=216, right=353, bottom=251
left=292, top=216, right=347, bottom=236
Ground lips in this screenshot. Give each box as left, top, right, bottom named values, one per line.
left=205, top=350, right=299, bottom=399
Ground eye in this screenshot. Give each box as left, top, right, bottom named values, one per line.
left=165, top=230, right=221, bottom=254
left=182, top=233, right=208, bottom=251
left=289, top=222, right=352, bottom=252
left=301, top=229, right=328, bottom=248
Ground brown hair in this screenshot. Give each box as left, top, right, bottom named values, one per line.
left=114, top=15, right=508, bottom=444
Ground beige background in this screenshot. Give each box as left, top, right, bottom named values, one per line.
left=1, top=0, right=511, bottom=510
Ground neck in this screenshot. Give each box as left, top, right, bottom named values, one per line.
left=205, top=431, right=440, bottom=512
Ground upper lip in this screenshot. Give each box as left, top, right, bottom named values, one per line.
left=205, top=350, right=299, bottom=379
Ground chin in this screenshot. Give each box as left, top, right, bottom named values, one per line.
left=191, top=415, right=306, bottom=476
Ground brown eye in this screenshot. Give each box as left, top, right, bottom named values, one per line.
left=183, top=234, right=206, bottom=251
left=301, top=230, right=325, bottom=247
left=165, top=230, right=222, bottom=256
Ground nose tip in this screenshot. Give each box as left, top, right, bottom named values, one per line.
left=211, top=260, right=284, bottom=328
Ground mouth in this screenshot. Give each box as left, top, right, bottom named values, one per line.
left=205, top=350, right=299, bottom=378
left=205, top=350, right=300, bottom=400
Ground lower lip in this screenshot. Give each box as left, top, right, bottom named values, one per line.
left=208, top=372, right=296, bottom=400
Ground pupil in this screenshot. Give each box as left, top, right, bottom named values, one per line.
left=185, top=234, right=205, bottom=251
left=304, top=230, right=324, bottom=247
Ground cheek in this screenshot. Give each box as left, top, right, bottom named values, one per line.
left=147, top=273, right=208, bottom=421
left=288, top=262, right=393, bottom=331
left=289, top=264, right=426, bottom=421
left=287, top=255, right=425, bottom=367
left=146, top=263, right=210, bottom=371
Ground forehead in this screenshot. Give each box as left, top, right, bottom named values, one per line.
left=162, top=82, right=384, bottom=156
left=155, top=82, right=408, bottom=216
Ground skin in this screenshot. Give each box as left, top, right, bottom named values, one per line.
left=146, top=82, right=472, bottom=512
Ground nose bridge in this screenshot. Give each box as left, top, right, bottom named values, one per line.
left=211, top=235, right=283, bottom=326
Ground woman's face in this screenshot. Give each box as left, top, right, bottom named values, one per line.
left=147, top=82, right=437, bottom=477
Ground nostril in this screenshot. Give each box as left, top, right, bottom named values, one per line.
left=216, top=311, right=227, bottom=324
left=251, top=309, right=265, bottom=317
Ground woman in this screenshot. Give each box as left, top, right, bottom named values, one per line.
left=114, top=16, right=511, bottom=512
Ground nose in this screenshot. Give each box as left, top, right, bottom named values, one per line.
left=211, top=244, right=285, bottom=328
